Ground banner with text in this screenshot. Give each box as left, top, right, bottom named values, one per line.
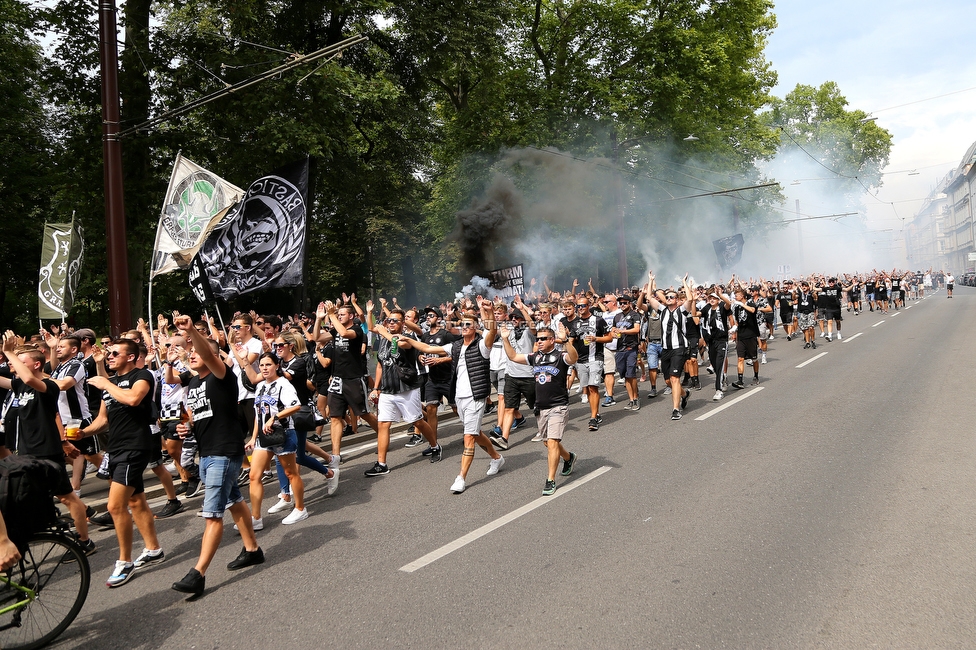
left=488, top=264, right=524, bottom=298
left=38, top=220, right=85, bottom=319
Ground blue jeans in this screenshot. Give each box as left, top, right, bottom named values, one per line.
left=276, top=429, right=330, bottom=496
left=200, top=455, right=245, bottom=518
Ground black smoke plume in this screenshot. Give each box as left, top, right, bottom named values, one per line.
left=452, top=174, right=523, bottom=277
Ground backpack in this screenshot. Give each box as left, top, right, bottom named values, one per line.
left=0, top=456, right=62, bottom=550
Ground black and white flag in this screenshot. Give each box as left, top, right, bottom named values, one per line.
left=197, top=158, right=308, bottom=299
left=712, top=234, right=744, bottom=270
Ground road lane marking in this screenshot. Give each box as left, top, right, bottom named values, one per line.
left=891, top=311, right=900, bottom=317
left=796, top=352, right=828, bottom=368
left=906, top=305, right=913, bottom=309
left=694, top=386, right=764, bottom=421
left=842, top=332, right=862, bottom=343
left=872, top=320, right=885, bottom=327
left=400, top=466, right=613, bottom=573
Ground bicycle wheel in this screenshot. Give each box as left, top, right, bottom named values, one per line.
left=0, top=532, right=91, bottom=650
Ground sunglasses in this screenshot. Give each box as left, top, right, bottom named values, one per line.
left=272, top=342, right=288, bottom=348
left=460, top=322, right=476, bottom=329
left=100, top=340, right=112, bottom=346
left=231, top=325, right=243, bottom=330
left=107, top=350, right=126, bottom=358
left=385, top=318, right=402, bottom=324
left=665, top=295, right=677, bottom=299
left=575, top=304, right=588, bottom=310
left=536, top=336, right=553, bottom=341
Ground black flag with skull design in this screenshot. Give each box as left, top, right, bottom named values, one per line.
left=196, top=158, right=308, bottom=299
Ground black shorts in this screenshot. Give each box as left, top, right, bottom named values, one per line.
left=36, top=454, right=74, bottom=496
left=423, top=379, right=453, bottom=406
left=108, top=449, right=151, bottom=495
left=660, top=347, right=687, bottom=378
left=327, top=377, right=370, bottom=418
left=735, top=337, right=758, bottom=361
left=147, top=433, right=164, bottom=468
left=824, top=308, right=843, bottom=322
left=502, top=375, right=536, bottom=411
left=780, top=310, right=794, bottom=324
left=159, top=419, right=181, bottom=441
left=73, top=434, right=100, bottom=457
left=238, top=398, right=255, bottom=439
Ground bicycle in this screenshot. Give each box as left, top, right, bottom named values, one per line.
left=0, top=523, right=91, bottom=650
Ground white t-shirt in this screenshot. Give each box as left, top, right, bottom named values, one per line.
left=232, top=337, right=264, bottom=400
left=441, top=339, right=490, bottom=399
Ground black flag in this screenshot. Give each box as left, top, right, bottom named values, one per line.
left=712, top=234, right=744, bottom=270
left=188, top=253, right=216, bottom=305
left=197, top=158, right=309, bottom=299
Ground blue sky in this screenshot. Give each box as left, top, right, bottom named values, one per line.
left=764, top=0, right=976, bottom=230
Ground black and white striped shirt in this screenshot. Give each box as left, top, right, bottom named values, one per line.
left=657, top=305, right=689, bottom=350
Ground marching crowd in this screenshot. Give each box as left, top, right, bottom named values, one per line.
left=0, top=266, right=947, bottom=596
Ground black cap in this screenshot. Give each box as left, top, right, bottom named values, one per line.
left=423, top=306, right=443, bottom=319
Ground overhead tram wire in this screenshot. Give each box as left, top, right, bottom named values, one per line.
left=117, top=33, right=368, bottom=138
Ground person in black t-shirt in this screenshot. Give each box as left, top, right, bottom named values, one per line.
left=611, top=296, right=642, bottom=409
left=418, top=308, right=457, bottom=446
left=501, top=324, right=578, bottom=496
left=167, top=315, right=264, bottom=597
left=320, top=301, right=379, bottom=462
left=85, top=338, right=162, bottom=588
left=0, top=339, right=94, bottom=554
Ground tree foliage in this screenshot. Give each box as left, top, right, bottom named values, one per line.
left=0, top=0, right=892, bottom=330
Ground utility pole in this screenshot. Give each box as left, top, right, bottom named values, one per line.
left=99, top=0, right=131, bottom=334
left=611, top=137, right=628, bottom=288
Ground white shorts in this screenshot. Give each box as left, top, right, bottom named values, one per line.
left=455, top=395, right=486, bottom=435
left=377, top=388, right=424, bottom=424
left=575, top=359, right=604, bottom=387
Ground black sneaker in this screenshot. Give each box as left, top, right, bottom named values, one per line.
left=811, top=341, right=817, bottom=350
left=648, top=387, right=657, bottom=398
left=342, top=424, right=353, bottom=437
left=89, top=511, right=114, bottom=528
left=76, top=538, right=97, bottom=556
left=595, top=414, right=603, bottom=425
left=588, top=418, right=599, bottom=431
left=679, top=391, right=689, bottom=411
left=671, top=409, right=682, bottom=421
left=364, top=462, right=390, bottom=477
left=421, top=445, right=435, bottom=457
left=227, top=546, right=265, bottom=570
left=631, top=399, right=640, bottom=411
left=542, top=479, right=557, bottom=496
left=307, top=433, right=322, bottom=443
left=786, top=334, right=792, bottom=341
left=730, top=381, right=745, bottom=390
left=803, top=342, right=811, bottom=349
left=429, top=446, right=443, bottom=463
left=692, top=377, right=702, bottom=391
left=404, top=434, right=424, bottom=448
left=751, top=377, right=760, bottom=386
left=174, top=482, right=188, bottom=496
left=484, top=401, right=496, bottom=415
left=186, top=478, right=204, bottom=498
left=561, top=452, right=577, bottom=477
left=237, top=468, right=250, bottom=486
left=261, top=470, right=276, bottom=484
left=155, top=499, right=184, bottom=519
left=85, top=505, right=97, bottom=519
left=172, top=568, right=205, bottom=596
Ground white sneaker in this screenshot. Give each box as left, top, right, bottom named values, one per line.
left=713, top=390, right=724, bottom=401
left=282, top=508, right=309, bottom=525
left=760, top=353, right=767, bottom=364
left=486, top=455, right=505, bottom=476
left=531, top=432, right=544, bottom=442
left=267, top=495, right=293, bottom=514
left=581, top=395, right=588, bottom=404
left=164, top=462, right=178, bottom=475
left=326, top=467, right=340, bottom=495
left=234, top=516, right=263, bottom=532
left=836, top=332, right=842, bottom=340
left=768, top=334, right=775, bottom=341
left=450, top=476, right=466, bottom=494
left=328, top=454, right=340, bottom=471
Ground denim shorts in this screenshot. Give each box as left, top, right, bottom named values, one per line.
left=645, top=342, right=663, bottom=370
left=255, top=427, right=299, bottom=456
left=200, top=455, right=245, bottom=519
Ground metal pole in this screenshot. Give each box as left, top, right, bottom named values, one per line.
left=99, top=0, right=131, bottom=335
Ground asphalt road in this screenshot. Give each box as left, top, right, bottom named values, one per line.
left=50, top=287, right=976, bottom=649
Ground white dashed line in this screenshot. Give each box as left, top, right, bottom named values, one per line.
left=694, top=386, right=765, bottom=421
left=891, top=311, right=900, bottom=317
left=796, top=352, right=828, bottom=368
left=872, top=320, right=885, bottom=327
left=400, top=466, right=613, bottom=572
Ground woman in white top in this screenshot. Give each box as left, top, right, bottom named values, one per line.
left=247, top=353, right=308, bottom=527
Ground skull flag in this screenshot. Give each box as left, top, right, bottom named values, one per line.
left=196, top=158, right=309, bottom=299
left=712, top=234, right=744, bottom=270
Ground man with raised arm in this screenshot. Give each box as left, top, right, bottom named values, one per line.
left=643, top=273, right=695, bottom=420
left=167, top=315, right=264, bottom=597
